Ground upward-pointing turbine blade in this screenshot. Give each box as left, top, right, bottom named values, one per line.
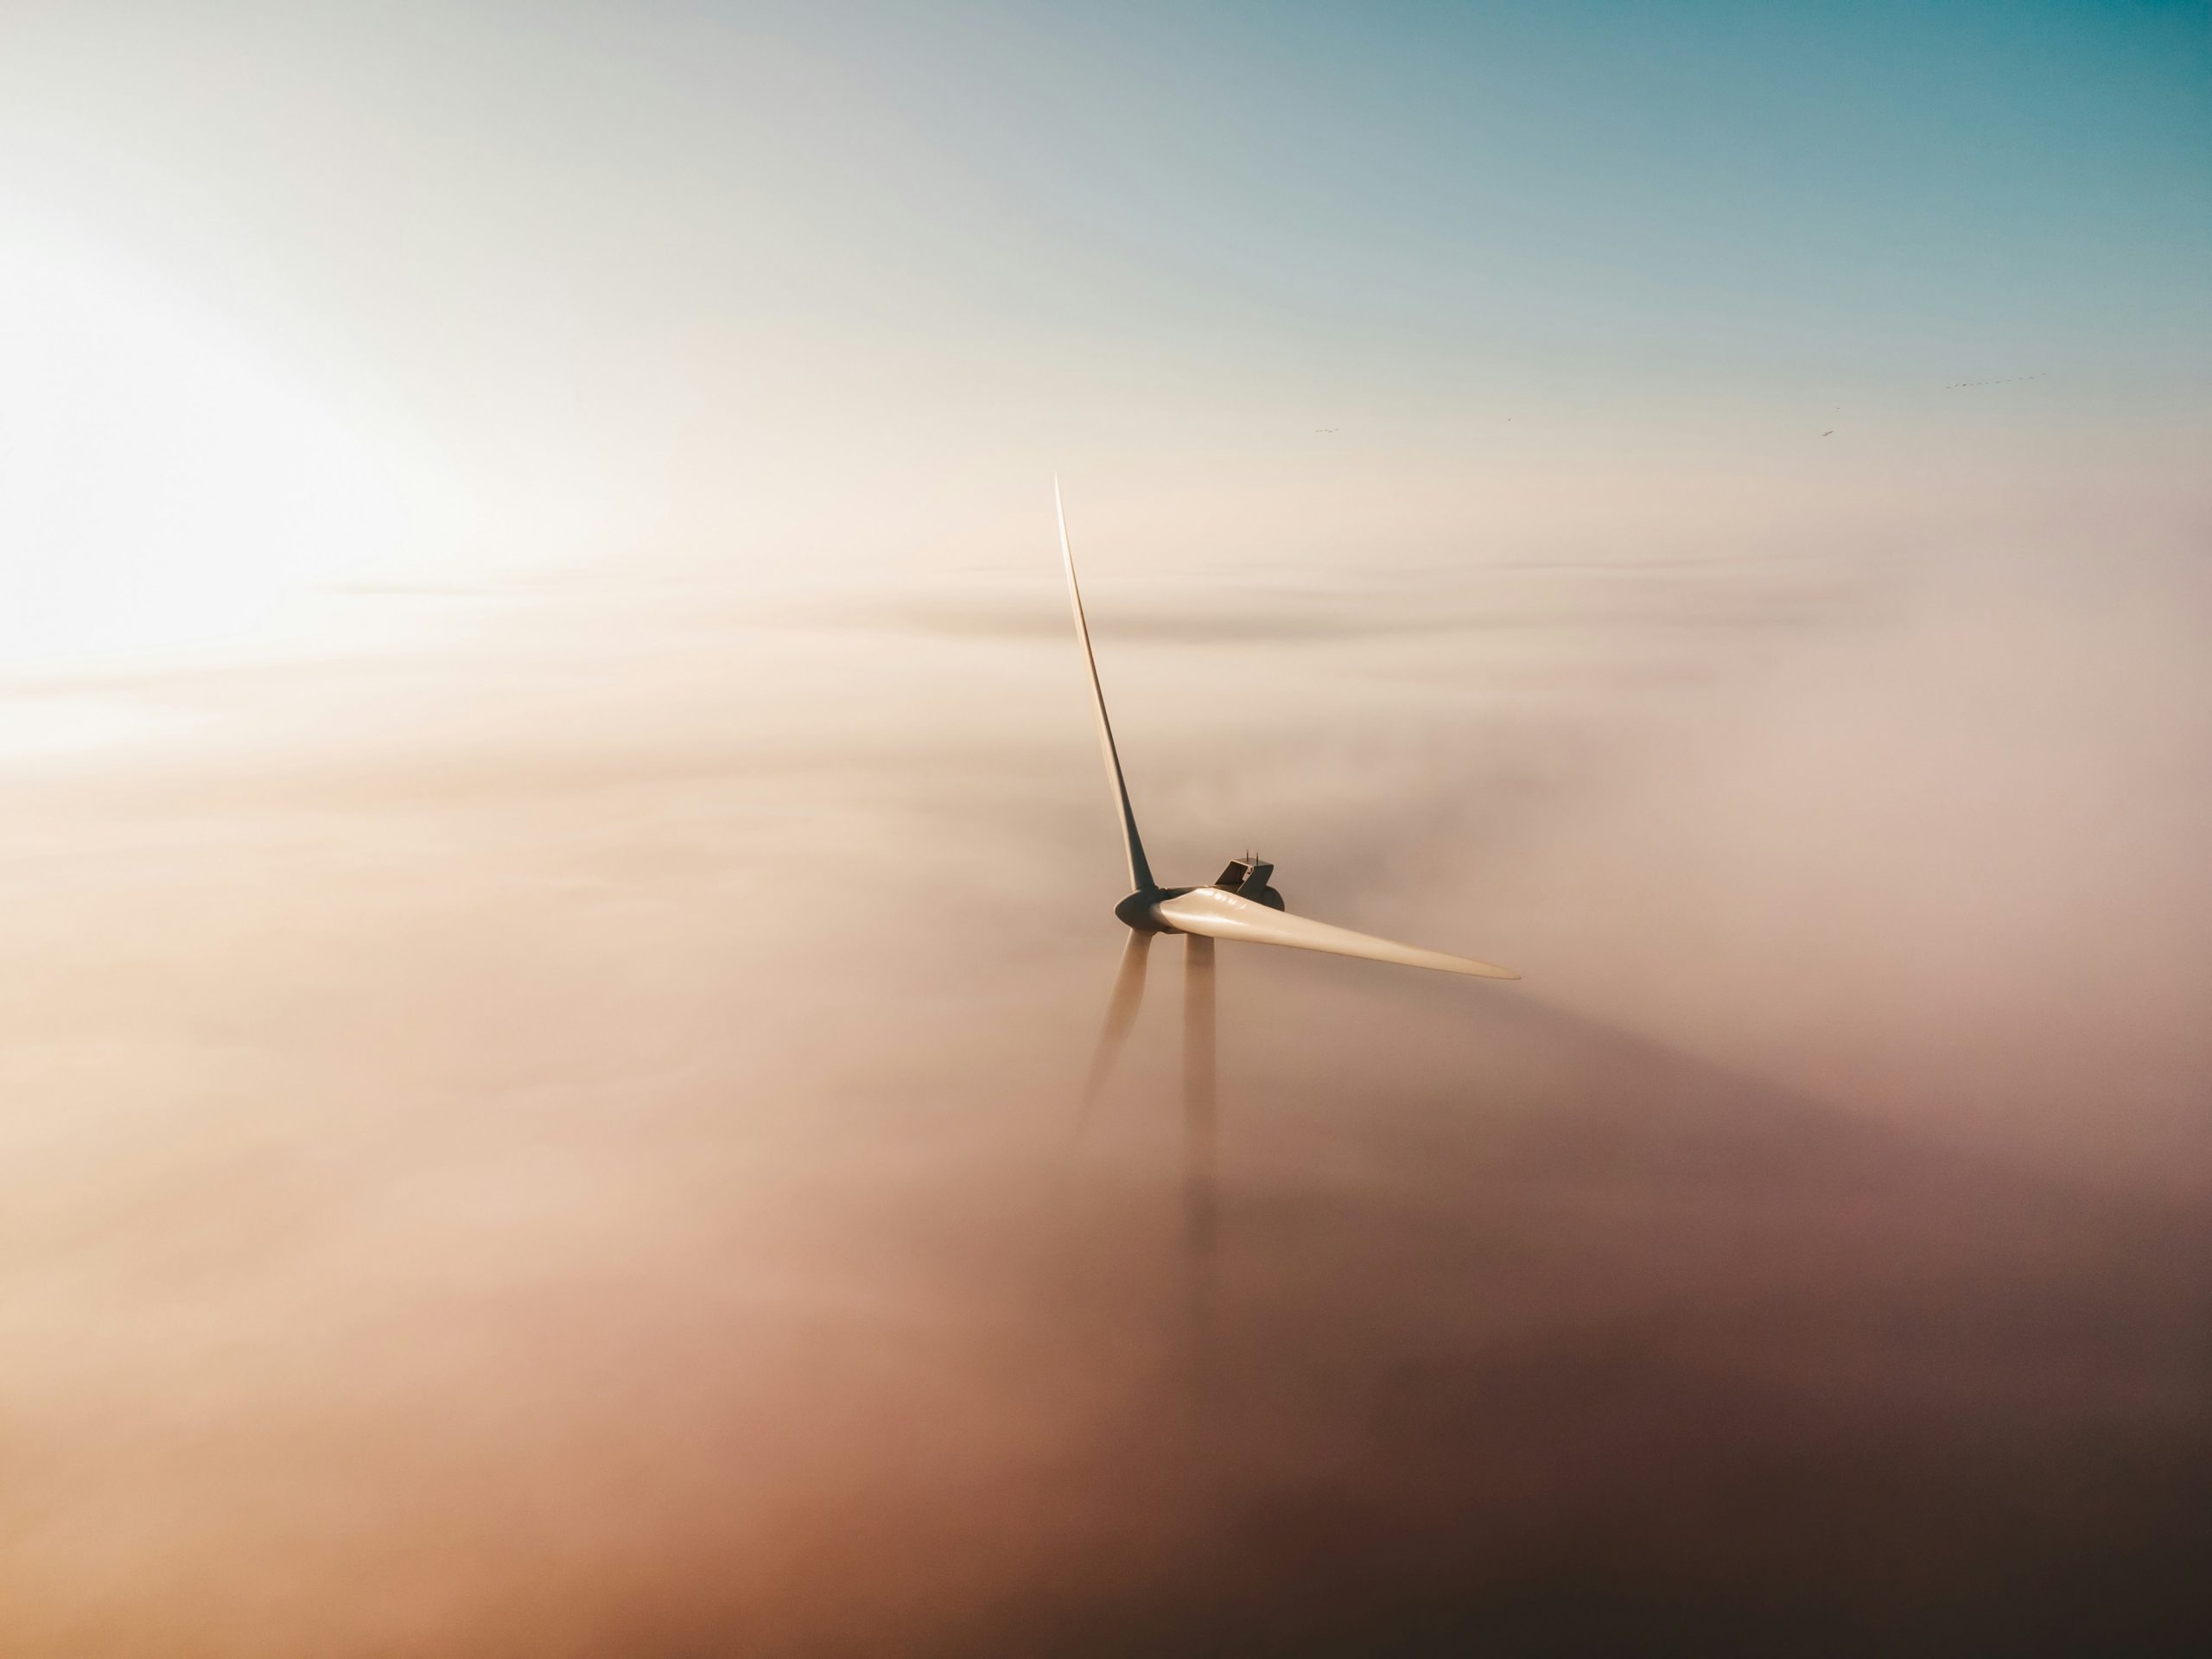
left=1056, top=479, right=1154, bottom=893
left=1153, top=887, right=1519, bottom=979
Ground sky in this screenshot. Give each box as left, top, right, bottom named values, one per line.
left=2, top=0, right=2206, bottom=645
left=2, top=3, right=2209, bottom=1654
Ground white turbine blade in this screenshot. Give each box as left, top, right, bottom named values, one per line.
left=1081, top=930, right=1153, bottom=1111
left=1056, top=478, right=1154, bottom=893
left=1153, top=887, right=1519, bottom=979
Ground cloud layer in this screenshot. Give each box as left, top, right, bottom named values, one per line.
left=3, top=512, right=2208, bottom=1654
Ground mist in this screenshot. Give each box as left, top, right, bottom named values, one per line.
left=4, top=3, right=2209, bottom=1647
left=4, top=491, right=2208, bottom=1656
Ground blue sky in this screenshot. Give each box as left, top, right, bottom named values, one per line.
left=805, top=1, right=2210, bottom=377
left=0, top=1, right=2204, bottom=622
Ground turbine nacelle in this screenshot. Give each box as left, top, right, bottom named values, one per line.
left=1114, top=856, right=1284, bottom=932
left=1213, top=856, right=1285, bottom=911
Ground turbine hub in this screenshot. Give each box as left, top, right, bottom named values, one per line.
left=1114, top=889, right=1177, bottom=931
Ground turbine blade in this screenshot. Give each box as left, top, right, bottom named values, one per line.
left=1078, top=930, right=1152, bottom=1121
left=1153, top=886, right=1519, bottom=979
left=1056, top=478, right=1154, bottom=893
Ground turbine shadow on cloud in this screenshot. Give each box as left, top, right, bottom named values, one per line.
left=1004, top=980, right=2212, bottom=1659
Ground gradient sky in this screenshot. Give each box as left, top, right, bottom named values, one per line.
left=2, top=7, right=2209, bottom=1655
left=3, top=0, right=2206, bottom=657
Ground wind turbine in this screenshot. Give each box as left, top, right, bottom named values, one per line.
left=1058, top=478, right=1518, bottom=1123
